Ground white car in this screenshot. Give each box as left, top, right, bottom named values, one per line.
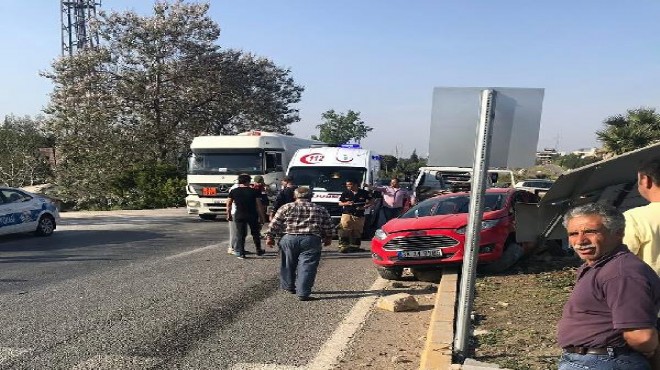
left=514, top=179, right=554, bottom=196
left=0, top=187, right=60, bottom=237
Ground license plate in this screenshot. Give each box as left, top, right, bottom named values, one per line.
left=397, top=249, right=443, bottom=259
left=202, top=187, right=217, bottom=196
left=212, top=198, right=225, bottom=204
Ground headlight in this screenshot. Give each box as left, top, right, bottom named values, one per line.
left=374, top=228, right=388, bottom=240
left=187, top=200, right=200, bottom=207
left=455, top=219, right=501, bottom=234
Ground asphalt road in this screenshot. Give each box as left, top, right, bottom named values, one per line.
left=0, top=209, right=380, bottom=369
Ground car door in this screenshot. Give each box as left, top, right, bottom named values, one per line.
left=0, top=189, right=37, bottom=234
left=0, top=192, right=15, bottom=235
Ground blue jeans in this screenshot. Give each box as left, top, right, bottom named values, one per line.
left=278, top=234, right=322, bottom=297
left=559, top=351, right=650, bottom=370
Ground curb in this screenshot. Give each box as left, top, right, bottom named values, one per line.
left=419, top=267, right=459, bottom=370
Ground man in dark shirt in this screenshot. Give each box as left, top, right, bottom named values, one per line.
left=557, top=202, right=660, bottom=370
left=226, top=174, right=267, bottom=259
left=271, top=176, right=297, bottom=219
left=338, top=179, right=372, bottom=253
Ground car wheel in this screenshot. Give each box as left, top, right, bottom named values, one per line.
left=35, top=214, right=55, bottom=236
left=376, top=267, right=404, bottom=280
left=411, top=268, right=441, bottom=283
left=199, top=214, right=217, bottom=221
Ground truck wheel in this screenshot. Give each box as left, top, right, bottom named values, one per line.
left=411, top=268, right=441, bottom=283
left=199, top=215, right=217, bottom=221
left=377, top=267, right=404, bottom=280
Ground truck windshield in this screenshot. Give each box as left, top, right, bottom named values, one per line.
left=288, top=166, right=366, bottom=193
left=188, top=152, right=263, bottom=175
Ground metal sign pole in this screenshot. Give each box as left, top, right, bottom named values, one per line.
left=454, top=89, right=496, bottom=357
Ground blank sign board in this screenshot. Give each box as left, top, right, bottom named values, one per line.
left=429, top=87, right=544, bottom=169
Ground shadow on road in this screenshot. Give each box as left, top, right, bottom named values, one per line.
left=0, top=229, right=162, bottom=251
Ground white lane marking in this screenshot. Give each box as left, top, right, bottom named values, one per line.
left=232, top=278, right=388, bottom=370
left=72, top=354, right=162, bottom=369
left=0, top=347, right=30, bottom=365
left=230, top=364, right=300, bottom=370
left=307, top=277, right=389, bottom=369
left=165, top=244, right=222, bottom=260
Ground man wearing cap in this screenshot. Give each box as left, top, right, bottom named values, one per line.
left=265, top=187, right=333, bottom=301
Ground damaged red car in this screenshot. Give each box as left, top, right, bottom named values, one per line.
left=370, top=188, right=539, bottom=280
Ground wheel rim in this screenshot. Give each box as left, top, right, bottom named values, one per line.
left=40, top=218, right=54, bottom=234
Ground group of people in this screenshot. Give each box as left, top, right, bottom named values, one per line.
left=223, top=158, right=660, bottom=364
left=224, top=174, right=414, bottom=300
left=557, top=157, right=660, bottom=370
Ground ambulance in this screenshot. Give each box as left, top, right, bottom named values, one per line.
left=286, top=145, right=382, bottom=236
left=186, top=131, right=321, bottom=220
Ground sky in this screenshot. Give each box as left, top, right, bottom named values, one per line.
left=1, top=1, right=659, bottom=158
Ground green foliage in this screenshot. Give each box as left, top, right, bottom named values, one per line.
left=311, top=109, right=372, bottom=145
left=553, top=153, right=600, bottom=170
left=596, top=107, right=660, bottom=155
left=110, top=163, right=186, bottom=209
left=380, top=150, right=427, bottom=180
left=0, top=115, right=53, bottom=187
left=42, top=0, right=303, bottom=209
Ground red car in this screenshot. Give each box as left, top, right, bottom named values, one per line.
left=370, top=188, right=539, bottom=280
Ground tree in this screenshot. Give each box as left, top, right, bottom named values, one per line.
left=42, top=0, right=304, bottom=209
left=553, top=153, right=600, bottom=170
left=596, top=107, right=660, bottom=155
left=312, top=109, right=372, bottom=145
left=379, top=155, right=398, bottom=176
left=0, top=115, right=53, bottom=187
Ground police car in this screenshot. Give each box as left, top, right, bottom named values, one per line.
left=0, top=187, right=60, bottom=237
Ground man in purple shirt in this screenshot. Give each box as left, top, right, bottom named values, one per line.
left=557, top=202, right=660, bottom=370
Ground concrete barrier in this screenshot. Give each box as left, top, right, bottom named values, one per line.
left=419, top=267, right=459, bottom=370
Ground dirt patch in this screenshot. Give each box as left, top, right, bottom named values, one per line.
left=335, top=275, right=437, bottom=369
left=472, top=255, right=581, bottom=370
left=335, top=256, right=582, bottom=370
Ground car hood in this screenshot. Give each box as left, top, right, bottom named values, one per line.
left=382, top=211, right=502, bottom=233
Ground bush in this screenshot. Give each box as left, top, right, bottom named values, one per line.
left=109, top=162, right=186, bottom=209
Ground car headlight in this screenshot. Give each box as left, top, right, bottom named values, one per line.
left=455, top=219, right=501, bottom=234
left=374, top=228, right=388, bottom=240
left=187, top=200, right=200, bottom=207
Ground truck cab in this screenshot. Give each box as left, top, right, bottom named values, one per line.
left=186, top=131, right=321, bottom=220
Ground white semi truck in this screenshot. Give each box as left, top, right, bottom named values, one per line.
left=186, top=131, right=321, bottom=220
left=286, top=145, right=382, bottom=237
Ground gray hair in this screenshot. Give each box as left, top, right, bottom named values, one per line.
left=562, top=202, right=625, bottom=233
left=294, top=187, right=313, bottom=199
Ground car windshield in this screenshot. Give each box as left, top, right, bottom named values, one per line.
left=288, top=166, right=366, bottom=192
left=188, top=151, right=263, bottom=175
left=400, top=193, right=507, bottom=218
left=530, top=181, right=553, bottom=189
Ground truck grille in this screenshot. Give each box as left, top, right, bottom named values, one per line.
left=383, top=235, right=459, bottom=251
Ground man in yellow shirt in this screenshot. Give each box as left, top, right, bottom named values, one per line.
left=624, top=158, right=660, bottom=275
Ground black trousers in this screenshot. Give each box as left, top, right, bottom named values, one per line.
left=234, top=218, right=262, bottom=256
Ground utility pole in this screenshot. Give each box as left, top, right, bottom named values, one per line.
left=61, top=0, right=101, bottom=56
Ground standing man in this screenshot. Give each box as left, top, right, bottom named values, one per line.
left=371, top=177, right=410, bottom=224
left=265, top=187, right=333, bottom=301
left=271, top=175, right=297, bottom=219
left=226, top=179, right=240, bottom=255
left=557, top=203, right=660, bottom=370
left=338, top=179, right=372, bottom=253
left=226, top=174, right=267, bottom=259
left=624, top=157, right=660, bottom=275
